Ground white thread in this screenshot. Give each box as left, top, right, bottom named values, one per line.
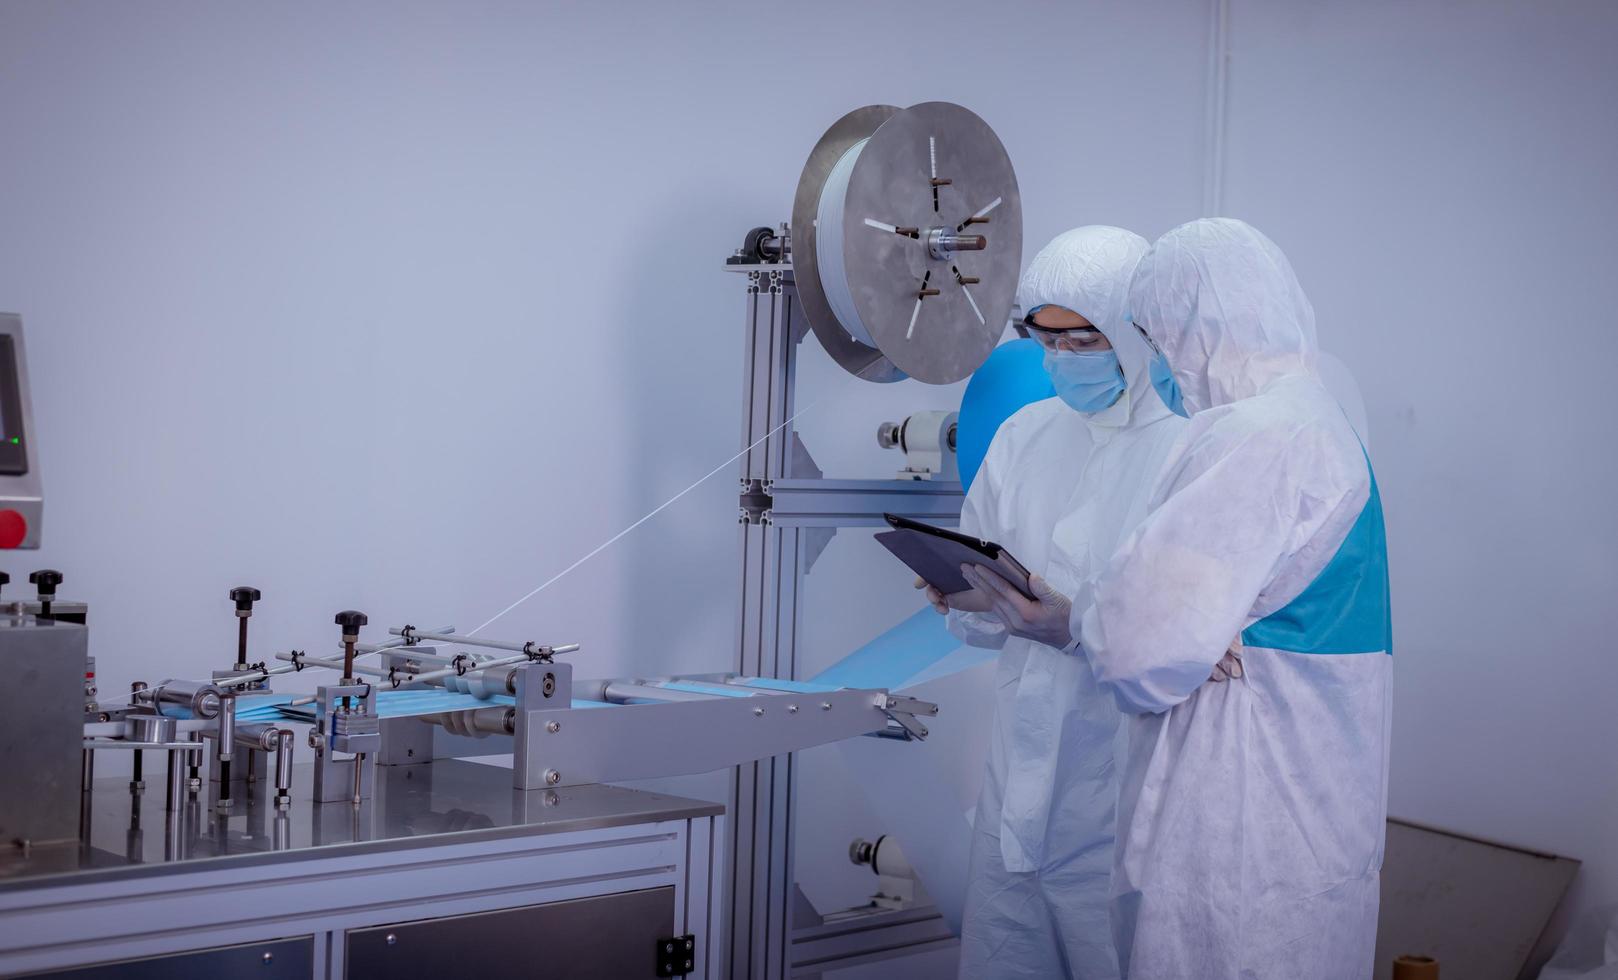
left=464, top=362, right=874, bottom=638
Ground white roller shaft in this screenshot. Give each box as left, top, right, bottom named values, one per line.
left=816, top=138, right=877, bottom=348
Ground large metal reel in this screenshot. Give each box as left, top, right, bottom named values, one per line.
left=791, top=102, right=1022, bottom=385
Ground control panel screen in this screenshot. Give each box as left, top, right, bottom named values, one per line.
left=0, top=335, right=28, bottom=476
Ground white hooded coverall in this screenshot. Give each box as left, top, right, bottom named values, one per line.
left=1075, top=218, right=1392, bottom=979
left=953, top=226, right=1187, bottom=979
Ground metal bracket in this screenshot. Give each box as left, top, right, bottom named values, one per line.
left=787, top=431, right=822, bottom=480
left=656, top=934, right=697, bottom=977
left=878, top=694, right=938, bottom=741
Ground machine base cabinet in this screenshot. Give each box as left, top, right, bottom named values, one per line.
left=344, top=887, right=676, bottom=980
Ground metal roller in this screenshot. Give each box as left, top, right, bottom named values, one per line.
left=792, top=102, right=1022, bottom=385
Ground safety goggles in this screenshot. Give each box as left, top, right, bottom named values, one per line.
left=1132, top=322, right=1165, bottom=356
left=1024, top=307, right=1110, bottom=355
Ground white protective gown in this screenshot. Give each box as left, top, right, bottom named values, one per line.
left=1074, top=218, right=1392, bottom=979
left=953, top=226, right=1187, bottom=979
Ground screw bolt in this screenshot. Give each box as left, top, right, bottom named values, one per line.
left=546, top=720, right=560, bottom=733
left=544, top=769, right=561, bottom=785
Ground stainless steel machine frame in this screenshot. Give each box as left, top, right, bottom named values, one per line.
left=0, top=761, right=722, bottom=979
left=726, top=259, right=967, bottom=978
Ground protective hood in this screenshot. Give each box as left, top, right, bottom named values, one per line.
left=1128, top=218, right=1318, bottom=414
left=1018, top=225, right=1165, bottom=430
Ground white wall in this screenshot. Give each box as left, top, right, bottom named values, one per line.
left=1219, top=0, right=1618, bottom=935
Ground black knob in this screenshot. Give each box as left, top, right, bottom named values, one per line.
left=29, top=569, right=62, bottom=597
left=0, top=571, right=9, bottom=593
left=229, top=586, right=262, bottom=614
left=334, top=610, right=368, bottom=635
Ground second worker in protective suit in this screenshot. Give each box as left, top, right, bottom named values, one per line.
left=964, top=219, right=1392, bottom=979
left=919, top=225, right=1187, bottom=979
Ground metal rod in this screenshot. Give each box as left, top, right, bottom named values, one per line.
left=236, top=616, right=249, bottom=671
left=217, top=696, right=236, bottom=764
left=274, top=651, right=403, bottom=686
left=146, top=679, right=223, bottom=719
left=84, top=740, right=205, bottom=751
left=214, top=694, right=236, bottom=810
left=421, top=706, right=514, bottom=736
left=280, top=646, right=551, bottom=691
left=388, top=626, right=579, bottom=659
left=387, top=651, right=539, bottom=689
left=214, top=626, right=455, bottom=690
left=356, top=626, right=455, bottom=654
left=273, top=729, right=293, bottom=808
left=233, top=722, right=280, bottom=752
left=166, top=748, right=186, bottom=811
left=601, top=682, right=717, bottom=704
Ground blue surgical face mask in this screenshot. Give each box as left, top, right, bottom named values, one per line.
left=1148, top=351, right=1188, bottom=417
left=1132, top=321, right=1189, bottom=418
left=1043, top=350, right=1126, bottom=415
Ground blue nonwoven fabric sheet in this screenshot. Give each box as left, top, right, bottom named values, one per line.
left=810, top=607, right=994, bottom=692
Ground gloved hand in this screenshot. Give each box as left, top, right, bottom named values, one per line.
left=914, top=575, right=995, bottom=615
left=1209, top=635, right=1244, bottom=682
left=960, top=564, right=1074, bottom=649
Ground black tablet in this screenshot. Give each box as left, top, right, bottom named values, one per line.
left=876, top=513, right=1037, bottom=602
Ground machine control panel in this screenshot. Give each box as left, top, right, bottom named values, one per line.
left=0, top=314, right=40, bottom=548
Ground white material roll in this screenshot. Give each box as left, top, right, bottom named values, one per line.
left=816, top=137, right=876, bottom=348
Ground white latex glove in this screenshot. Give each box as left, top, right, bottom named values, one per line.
left=960, top=564, right=1074, bottom=649
left=1209, top=635, right=1244, bottom=682
left=914, top=575, right=994, bottom=615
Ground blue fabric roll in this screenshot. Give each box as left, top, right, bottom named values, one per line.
left=956, top=338, right=1054, bottom=492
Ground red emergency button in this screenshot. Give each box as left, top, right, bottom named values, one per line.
left=0, top=509, right=28, bottom=548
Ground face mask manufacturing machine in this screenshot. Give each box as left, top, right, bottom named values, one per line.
left=0, top=101, right=1021, bottom=980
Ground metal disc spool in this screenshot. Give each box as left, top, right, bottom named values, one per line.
left=791, top=102, right=1022, bottom=385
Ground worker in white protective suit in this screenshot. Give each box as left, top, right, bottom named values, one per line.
left=918, top=225, right=1187, bottom=979
left=962, top=218, right=1393, bottom=979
